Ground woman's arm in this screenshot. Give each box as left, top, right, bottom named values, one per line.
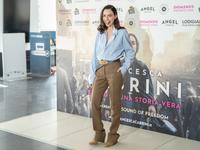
left=119, top=29, right=135, bottom=76
left=89, top=32, right=100, bottom=85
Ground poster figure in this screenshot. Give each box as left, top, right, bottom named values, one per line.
left=70, top=75, right=79, bottom=114
left=57, top=55, right=73, bottom=113
left=120, top=33, right=155, bottom=128
left=189, top=86, right=200, bottom=141
left=157, top=82, right=184, bottom=137
left=182, top=82, right=197, bottom=138
left=102, top=33, right=155, bottom=129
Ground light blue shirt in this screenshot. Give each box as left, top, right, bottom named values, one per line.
left=89, top=27, right=135, bottom=84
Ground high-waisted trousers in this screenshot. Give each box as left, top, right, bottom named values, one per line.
left=91, top=61, right=124, bottom=144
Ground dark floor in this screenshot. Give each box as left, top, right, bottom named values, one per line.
left=0, top=74, right=70, bottom=150
left=0, top=130, right=69, bottom=150
left=0, top=75, right=56, bottom=123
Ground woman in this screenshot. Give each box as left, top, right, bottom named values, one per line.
left=89, top=5, right=135, bottom=147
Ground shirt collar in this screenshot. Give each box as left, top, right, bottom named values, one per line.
left=113, top=27, right=118, bottom=36
left=104, top=27, right=118, bottom=36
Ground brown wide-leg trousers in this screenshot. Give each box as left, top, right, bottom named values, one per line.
left=91, top=61, right=124, bottom=144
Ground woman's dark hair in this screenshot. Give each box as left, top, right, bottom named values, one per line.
left=97, top=5, right=125, bottom=34
left=128, top=33, right=139, bottom=53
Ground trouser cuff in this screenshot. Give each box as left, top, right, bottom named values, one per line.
left=94, top=130, right=106, bottom=142
left=107, top=132, right=120, bottom=144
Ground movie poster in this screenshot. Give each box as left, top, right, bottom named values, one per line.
left=56, top=0, right=200, bottom=141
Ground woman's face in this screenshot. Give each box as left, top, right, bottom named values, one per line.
left=103, top=9, right=117, bottom=27
left=130, top=35, right=137, bottom=52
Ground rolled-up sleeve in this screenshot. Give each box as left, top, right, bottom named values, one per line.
left=89, top=32, right=100, bottom=84
left=119, top=30, right=135, bottom=76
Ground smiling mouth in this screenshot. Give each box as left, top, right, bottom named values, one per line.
left=105, top=21, right=110, bottom=25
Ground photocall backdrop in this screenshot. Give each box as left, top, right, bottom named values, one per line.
left=56, top=0, right=200, bottom=141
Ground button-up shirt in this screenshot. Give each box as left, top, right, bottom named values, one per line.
left=89, top=27, right=135, bottom=84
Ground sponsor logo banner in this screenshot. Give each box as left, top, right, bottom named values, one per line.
left=161, top=20, right=178, bottom=26
left=92, top=20, right=100, bottom=26
left=126, top=18, right=136, bottom=28
left=128, top=6, right=135, bottom=14
left=82, top=8, right=96, bottom=14
left=74, top=8, right=80, bottom=15
left=116, top=7, right=123, bottom=13
left=173, top=5, right=194, bottom=12
left=58, top=9, right=72, bottom=14
left=56, top=0, right=200, bottom=143
left=159, top=4, right=169, bottom=15
left=140, top=20, right=158, bottom=26
left=74, top=20, right=90, bottom=26
left=182, top=20, right=200, bottom=26
left=140, top=7, right=155, bottom=13
left=67, top=20, right=72, bottom=26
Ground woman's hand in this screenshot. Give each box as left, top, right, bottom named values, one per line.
left=90, top=84, right=93, bottom=88
left=117, top=69, right=122, bottom=76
